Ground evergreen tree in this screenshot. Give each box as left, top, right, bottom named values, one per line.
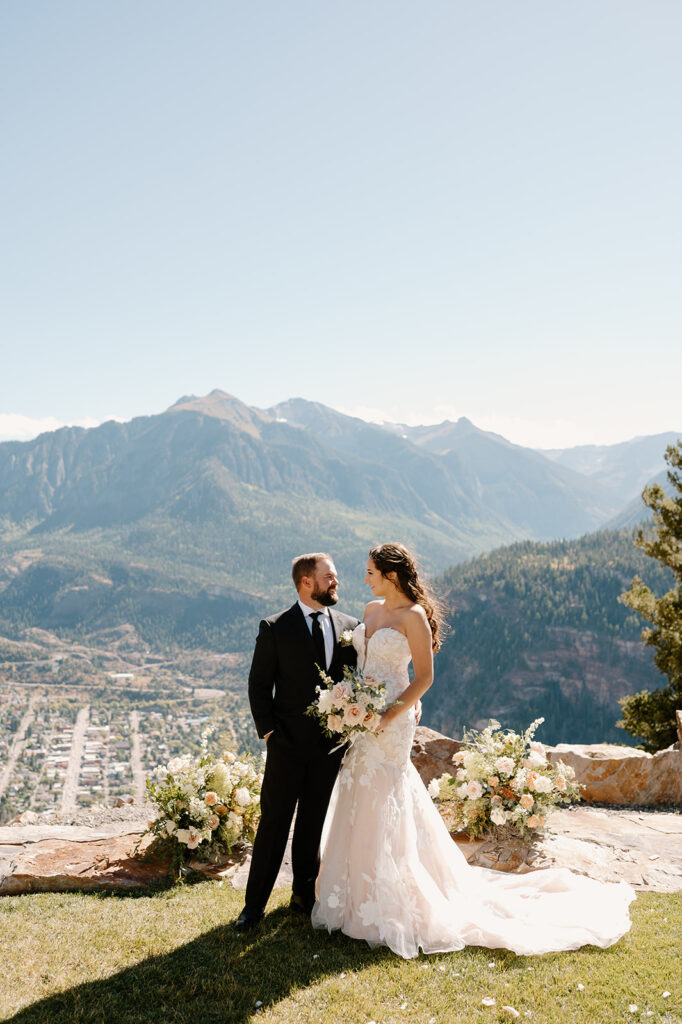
left=619, top=441, right=682, bottom=751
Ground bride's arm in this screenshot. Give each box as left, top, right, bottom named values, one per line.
left=380, top=607, right=433, bottom=727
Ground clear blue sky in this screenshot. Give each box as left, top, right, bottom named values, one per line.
left=2, top=1, right=680, bottom=448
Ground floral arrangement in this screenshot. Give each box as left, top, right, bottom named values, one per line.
left=428, top=718, right=580, bottom=840
left=144, top=731, right=263, bottom=875
left=306, top=664, right=388, bottom=744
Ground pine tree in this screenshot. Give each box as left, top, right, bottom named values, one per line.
left=619, top=441, right=682, bottom=751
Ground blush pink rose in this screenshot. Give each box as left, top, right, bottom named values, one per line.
left=343, top=703, right=366, bottom=726
left=327, top=714, right=344, bottom=733
left=204, top=791, right=218, bottom=806
left=331, top=683, right=350, bottom=705
left=364, top=712, right=382, bottom=732
left=556, top=775, right=567, bottom=791
left=520, top=793, right=534, bottom=811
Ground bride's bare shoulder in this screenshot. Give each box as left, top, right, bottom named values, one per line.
left=401, top=603, right=429, bottom=632
left=362, top=599, right=383, bottom=622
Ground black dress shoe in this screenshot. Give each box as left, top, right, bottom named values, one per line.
left=235, top=908, right=264, bottom=932
left=289, top=893, right=315, bottom=916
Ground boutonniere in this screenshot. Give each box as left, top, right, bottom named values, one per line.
left=339, top=629, right=354, bottom=647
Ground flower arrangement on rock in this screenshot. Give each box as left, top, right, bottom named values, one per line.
left=144, top=731, right=263, bottom=875
left=306, top=664, right=388, bottom=744
left=428, top=718, right=580, bottom=840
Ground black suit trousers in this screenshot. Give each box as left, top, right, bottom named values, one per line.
left=245, top=733, right=344, bottom=912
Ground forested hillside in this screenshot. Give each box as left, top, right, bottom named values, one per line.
left=426, top=529, right=672, bottom=745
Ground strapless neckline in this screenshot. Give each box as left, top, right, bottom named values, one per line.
left=364, top=625, right=406, bottom=643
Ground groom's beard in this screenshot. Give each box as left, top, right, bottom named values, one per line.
left=312, top=585, right=339, bottom=607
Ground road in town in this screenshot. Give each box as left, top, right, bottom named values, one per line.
left=0, top=693, right=41, bottom=801
left=129, top=710, right=146, bottom=803
left=60, top=706, right=90, bottom=812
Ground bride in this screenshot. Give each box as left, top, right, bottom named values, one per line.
left=312, top=542, right=635, bottom=959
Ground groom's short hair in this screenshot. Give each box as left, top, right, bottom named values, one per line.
left=292, top=552, right=332, bottom=589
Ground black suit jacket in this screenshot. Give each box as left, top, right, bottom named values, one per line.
left=248, top=603, right=359, bottom=754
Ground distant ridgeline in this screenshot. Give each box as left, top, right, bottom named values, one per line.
left=426, top=530, right=672, bottom=747
left=0, top=392, right=677, bottom=747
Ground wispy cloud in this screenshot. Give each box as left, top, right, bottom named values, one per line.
left=0, top=414, right=108, bottom=443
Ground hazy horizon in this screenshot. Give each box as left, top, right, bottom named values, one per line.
left=0, top=388, right=680, bottom=453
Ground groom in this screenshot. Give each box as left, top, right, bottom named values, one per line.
left=236, top=552, right=359, bottom=931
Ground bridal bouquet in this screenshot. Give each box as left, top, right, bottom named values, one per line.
left=428, top=718, right=580, bottom=840
left=306, top=664, right=388, bottom=744
left=144, top=731, right=263, bottom=876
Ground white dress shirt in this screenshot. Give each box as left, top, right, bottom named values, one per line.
left=298, top=598, right=334, bottom=670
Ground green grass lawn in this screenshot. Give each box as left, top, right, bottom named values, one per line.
left=0, top=884, right=679, bottom=1024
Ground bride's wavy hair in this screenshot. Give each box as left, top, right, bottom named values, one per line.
left=368, top=542, right=446, bottom=652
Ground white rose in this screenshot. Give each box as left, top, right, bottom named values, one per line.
left=490, top=806, right=507, bottom=826
left=176, top=828, right=190, bottom=845
left=526, top=749, right=547, bottom=768
left=186, top=827, right=202, bottom=849
left=456, top=783, right=468, bottom=798
left=455, top=768, right=466, bottom=781
left=164, top=819, right=177, bottom=835
left=234, top=787, right=251, bottom=807
left=317, top=689, right=335, bottom=714
left=428, top=779, right=440, bottom=798
left=494, top=756, right=515, bottom=776
left=466, top=780, right=483, bottom=800
left=533, top=775, right=553, bottom=793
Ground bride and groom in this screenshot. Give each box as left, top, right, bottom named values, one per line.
left=237, top=545, right=635, bottom=958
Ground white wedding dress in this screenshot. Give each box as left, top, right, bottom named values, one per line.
left=312, top=624, right=635, bottom=959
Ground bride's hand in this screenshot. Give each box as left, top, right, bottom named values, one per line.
left=379, top=702, right=403, bottom=729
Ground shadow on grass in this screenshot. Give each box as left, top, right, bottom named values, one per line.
left=5, top=904, right=392, bottom=1024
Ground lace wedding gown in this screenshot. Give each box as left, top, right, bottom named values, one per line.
left=312, top=624, right=635, bottom=959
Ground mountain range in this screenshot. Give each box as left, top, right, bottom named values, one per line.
left=2, top=390, right=675, bottom=564
left=0, top=389, right=678, bottom=744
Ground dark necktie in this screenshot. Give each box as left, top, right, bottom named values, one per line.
left=310, top=611, right=327, bottom=669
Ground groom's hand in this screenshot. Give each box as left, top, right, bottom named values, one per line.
left=414, top=701, right=422, bottom=725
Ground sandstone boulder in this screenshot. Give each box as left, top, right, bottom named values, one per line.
left=452, top=807, right=682, bottom=891
left=0, top=834, right=169, bottom=895
left=0, top=829, right=247, bottom=895
left=546, top=743, right=682, bottom=806
left=410, top=726, right=462, bottom=785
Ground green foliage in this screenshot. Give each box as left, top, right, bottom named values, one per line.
left=619, top=440, right=682, bottom=751
left=428, top=530, right=672, bottom=745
